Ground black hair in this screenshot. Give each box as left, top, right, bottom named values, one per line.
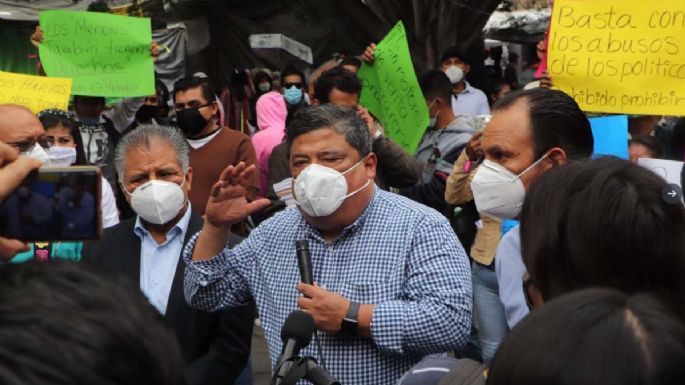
left=494, top=88, right=594, bottom=160
left=172, top=76, right=216, bottom=104
left=73, top=95, right=106, bottom=106
left=313, top=66, right=362, bottom=104
left=440, top=47, right=469, bottom=65
left=629, top=134, right=664, bottom=159
left=419, top=70, right=453, bottom=103
left=253, top=70, right=273, bottom=85
left=154, top=79, right=170, bottom=109
left=485, top=79, right=511, bottom=106
left=229, top=69, right=250, bottom=101
left=339, top=56, right=362, bottom=70
left=488, top=288, right=685, bottom=385
left=0, top=262, right=186, bottom=385
left=86, top=0, right=110, bottom=12
left=38, top=109, right=88, bottom=165
left=284, top=102, right=308, bottom=129
left=286, top=104, right=371, bottom=158
left=520, top=157, right=685, bottom=302
left=281, top=65, right=306, bottom=84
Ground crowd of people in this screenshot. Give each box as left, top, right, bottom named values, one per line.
left=0, top=22, right=684, bottom=385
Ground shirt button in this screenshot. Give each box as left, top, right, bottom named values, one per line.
left=200, top=280, right=209, bottom=287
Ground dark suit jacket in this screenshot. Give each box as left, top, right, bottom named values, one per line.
left=82, top=212, right=254, bottom=385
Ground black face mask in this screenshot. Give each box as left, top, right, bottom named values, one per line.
left=176, top=107, right=210, bottom=137
left=135, top=105, right=161, bottom=123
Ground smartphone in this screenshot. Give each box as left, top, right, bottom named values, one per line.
left=0, top=166, right=102, bottom=242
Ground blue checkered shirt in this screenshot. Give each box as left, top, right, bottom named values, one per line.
left=183, top=188, right=472, bottom=385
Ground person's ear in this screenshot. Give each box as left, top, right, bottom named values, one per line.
left=209, top=101, right=219, bottom=116
left=185, top=166, right=193, bottom=194
left=464, top=64, right=471, bottom=75
left=547, top=147, right=568, bottom=167
left=311, top=98, right=321, bottom=106
left=363, top=152, right=377, bottom=180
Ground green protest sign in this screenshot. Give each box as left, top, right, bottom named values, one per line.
left=39, top=10, right=154, bottom=97
left=358, top=22, right=428, bottom=154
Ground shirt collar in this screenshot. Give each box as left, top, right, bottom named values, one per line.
left=299, top=186, right=379, bottom=243
left=134, top=203, right=193, bottom=242
left=459, top=81, right=474, bottom=95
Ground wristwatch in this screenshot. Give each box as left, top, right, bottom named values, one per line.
left=340, top=301, right=360, bottom=336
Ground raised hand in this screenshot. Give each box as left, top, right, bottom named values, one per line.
left=465, top=131, right=484, bottom=162
left=149, top=41, right=162, bottom=62
left=0, top=141, right=41, bottom=261
left=539, top=71, right=554, bottom=89
left=361, top=43, right=377, bottom=64
left=204, top=162, right=270, bottom=228
left=30, top=26, right=43, bottom=48
left=356, top=105, right=378, bottom=137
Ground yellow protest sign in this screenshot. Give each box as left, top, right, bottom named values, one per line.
left=549, top=0, right=685, bottom=115
left=0, top=71, right=72, bottom=113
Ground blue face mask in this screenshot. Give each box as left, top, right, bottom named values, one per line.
left=283, top=86, right=303, bottom=105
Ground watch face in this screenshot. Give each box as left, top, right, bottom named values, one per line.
left=341, top=318, right=359, bottom=336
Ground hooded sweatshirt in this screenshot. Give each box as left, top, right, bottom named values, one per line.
left=252, top=91, right=288, bottom=197
left=401, top=115, right=475, bottom=215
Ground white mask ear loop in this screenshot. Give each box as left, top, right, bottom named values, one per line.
left=344, top=178, right=371, bottom=200
left=515, top=152, right=550, bottom=181
left=341, top=157, right=372, bottom=198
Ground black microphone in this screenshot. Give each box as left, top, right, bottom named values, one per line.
left=295, top=240, right=327, bottom=370
left=296, top=240, right=313, bottom=285
left=272, top=310, right=315, bottom=385
left=304, top=359, right=340, bottom=385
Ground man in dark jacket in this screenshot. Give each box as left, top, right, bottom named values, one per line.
left=82, top=125, right=253, bottom=385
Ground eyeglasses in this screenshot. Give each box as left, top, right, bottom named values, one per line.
left=283, top=82, right=304, bottom=89
left=174, top=102, right=212, bottom=112
left=8, top=136, right=52, bottom=153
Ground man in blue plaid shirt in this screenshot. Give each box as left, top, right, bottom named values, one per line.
left=183, top=105, right=472, bottom=385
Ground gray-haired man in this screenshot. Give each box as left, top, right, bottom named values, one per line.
left=82, top=125, right=254, bottom=385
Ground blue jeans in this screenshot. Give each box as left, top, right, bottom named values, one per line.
left=472, top=261, right=509, bottom=365
left=233, top=357, right=253, bottom=385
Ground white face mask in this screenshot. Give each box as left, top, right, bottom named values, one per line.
left=125, top=179, right=187, bottom=225
left=22, top=143, right=51, bottom=166
left=445, top=65, right=465, bottom=84
left=293, top=159, right=371, bottom=217
left=258, top=82, right=271, bottom=92
left=48, top=146, right=77, bottom=167
left=470, top=155, right=549, bottom=220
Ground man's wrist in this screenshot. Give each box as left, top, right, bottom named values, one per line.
left=338, top=302, right=375, bottom=338
left=357, top=304, right=375, bottom=338
left=192, top=222, right=231, bottom=262
left=204, top=221, right=232, bottom=238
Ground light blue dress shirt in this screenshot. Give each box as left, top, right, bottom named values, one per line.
left=494, top=226, right=529, bottom=329
left=135, top=205, right=192, bottom=315
left=450, top=81, right=491, bottom=117
left=183, top=188, right=472, bottom=385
